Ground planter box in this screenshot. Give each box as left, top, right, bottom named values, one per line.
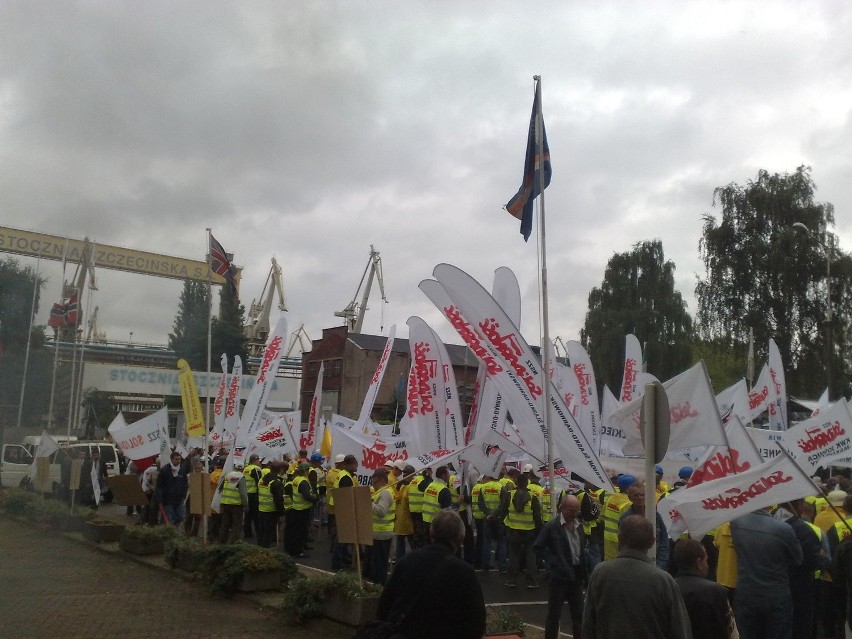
left=176, top=551, right=206, bottom=573
left=324, top=594, right=380, bottom=627
left=84, top=521, right=125, bottom=544
left=237, top=570, right=282, bottom=593
left=120, top=535, right=166, bottom=556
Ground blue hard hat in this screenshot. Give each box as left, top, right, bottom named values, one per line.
left=309, top=453, right=324, bottom=462
left=616, top=474, right=636, bottom=490
left=678, top=466, right=693, bottom=479
left=655, top=464, right=664, bottom=476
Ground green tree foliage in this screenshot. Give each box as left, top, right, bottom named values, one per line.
left=695, top=166, right=851, bottom=398
left=168, top=280, right=211, bottom=370
left=212, top=284, right=249, bottom=370
left=0, top=258, right=50, bottom=427
left=581, top=240, right=693, bottom=391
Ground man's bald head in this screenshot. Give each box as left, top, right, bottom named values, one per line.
left=560, top=495, right=581, bottom=521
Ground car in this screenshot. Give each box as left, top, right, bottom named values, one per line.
left=0, top=439, right=121, bottom=492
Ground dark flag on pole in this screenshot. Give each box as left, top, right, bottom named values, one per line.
left=209, top=234, right=238, bottom=296
left=505, top=80, right=552, bottom=242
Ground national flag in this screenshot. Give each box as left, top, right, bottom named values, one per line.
left=64, top=292, right=79, bottom=327
left=209, top=234, right=238, bottom=296
left=48, top=302, right=66, bottom=328
left=505, top=78, right=551, bottom=242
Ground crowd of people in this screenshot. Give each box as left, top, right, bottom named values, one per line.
left=60, top=443, right=852, bottom=639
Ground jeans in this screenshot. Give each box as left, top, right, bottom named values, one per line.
left=481, top=518, right=507, bottom=571
left=506, top=528, right=537, bottom=586
left=735, top=594, right=792, bottom=639
left=162, top=503, right=186, bottom=526
left=367, top=538, right=392, bottom=585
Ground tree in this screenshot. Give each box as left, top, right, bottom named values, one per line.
left=581, top=240, right=693, bottom=391
left=0, top=258, right=50, bottom=428
left=695, top=166, right=851, bottom=398
left=168, top=280, right=211, bottom=370
left=212, top=284, right=249, bottom=371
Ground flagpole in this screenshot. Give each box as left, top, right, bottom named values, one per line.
left=49, top=238, right=68, bottom=436
left=16, top=256, right=41, bottom=431
left=204, top=228, right=213, bottom=544
left=532, top=75, right=556, bottom=517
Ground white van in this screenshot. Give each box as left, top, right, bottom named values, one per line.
left=0, top=440, right=121, bottom=491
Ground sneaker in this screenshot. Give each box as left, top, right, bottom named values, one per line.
left=503, top=581, right=517, bottom=588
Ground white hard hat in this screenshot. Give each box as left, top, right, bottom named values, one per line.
left=522, top=463, right=534, bottom=473
left=334, top=454, right=345, bottom=464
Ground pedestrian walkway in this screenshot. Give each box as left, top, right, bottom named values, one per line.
left=0, top=518, right=352, bottom=639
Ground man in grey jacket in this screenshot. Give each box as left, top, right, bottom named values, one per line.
left=583, top=515, right=692, bottom=639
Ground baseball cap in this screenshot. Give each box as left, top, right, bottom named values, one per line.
left=384, top=460, right=395, bottom=468
left=655, top=464, right=664, bottom=476
left=298, top=462, right=311, bottom=472
left=828, top=490, right=847, bottom=506
left=334, top=454, right=345, bottom=464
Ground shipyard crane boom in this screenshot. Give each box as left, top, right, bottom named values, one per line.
left=245, top=257, right=287, bottom=356
left=284, top=324, right=312, bottom=358
left=334, top=245, right=387, bottom=333
left=85, top=306, right=107, bottom=344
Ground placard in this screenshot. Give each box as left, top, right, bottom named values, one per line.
left=332, top=486, right=373, bottom=546
left=189, top=472, right=212, bottom=516
left=34, top=458, right=51, bottom=493
left=105, top=475, right=149, bottom=507
left=69, top=459, right=83, bottom=491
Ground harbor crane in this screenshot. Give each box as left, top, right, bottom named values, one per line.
left=245, top=257, right=287, bottom=357
left=334, top=245, right=387, bottom=334
left=284, top=324, right=312, bottom=359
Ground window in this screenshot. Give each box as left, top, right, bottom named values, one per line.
left=330, top=360, right=342, bottom=377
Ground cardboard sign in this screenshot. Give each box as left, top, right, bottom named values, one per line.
left=69, top=458, right=83, bottom=491
left=106, top=475, right=149, bottom=507
left=34, top=457, right=51, bottom=493
left=189, top=472, right=212, bottom=516
left=332, top=486, right=373, bottom=546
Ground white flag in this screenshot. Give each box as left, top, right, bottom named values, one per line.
left=749, top=364, right=772, bottom=421
left=780, top=399, right=852, bottom=473
left=767, top=339, right=788, bottom=431
left=223, top=355, right=242, bottom=439
left=210, top=353, right=229, bottom=447
left=34, top=430, right=60, bottom=459
left=423, top=264, right=613, bottom=491
left=109, top=408, right=169, bottom=460
left=658, top=452, right=817, bottom=539
left=91, top=462, right=102, bottom=506
left=301, top=361, right=324, bottom=452
left=715, top=379, right=751, bottom=427
left=566, top=340, right=601, bottom=452
left=356, top=325, right=397, bottom=429
left=611, top=362, right=727, bottom=455
left=620, top=334, right=643, bottom=403
left=465, top=429, right=526, bottom=478
left=239, top=317, right=288, bottom=437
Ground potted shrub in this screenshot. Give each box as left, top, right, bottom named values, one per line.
left=0, top=488, right=39, bottom=517
left=84, top=518, right=126, bottom=543
left=165, top=536, right=218, bottom=573
left=120, top=524, right=178, bottom=555
left=30, top=498, right=95, bottom=532
left=281, top=571, right=382, bottom=626
left=201, top=543, right=298, bottom=597
left=484, top=606, right=526, bottom=638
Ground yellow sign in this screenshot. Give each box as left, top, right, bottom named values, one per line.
left=178, top=359, right=206, bottom=437
left=0, top=225, right=240, bottom=287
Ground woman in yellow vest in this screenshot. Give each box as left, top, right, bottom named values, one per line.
left=367, top=467, right=396, bottom=584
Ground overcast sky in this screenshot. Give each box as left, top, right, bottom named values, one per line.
left=3, top=1, right=851, bottom=357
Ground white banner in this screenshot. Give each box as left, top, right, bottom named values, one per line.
left=567, top=340, right=601, bottom=453
left=356, top=324, right=397, bottom=428
left=612, top=362, right=727, bottom=455
left=224, top=356, right=242, bottom=438
left=406, top=316, right=448, bottom=452
left=423, top=264, right=613, bottom=491
left=687, top=416, right=764, bottom=487
left=109, top=407, right=170, bottom=460
left=465, top=429, right=525, bottom=478
left=716, top=378, right=751, bottom=427
left=599, top=385, right=626, bottom=457
left=620, top=334, right=643, bottom=403
left=210, top=353, right=228, bottom=448
left=239, top=316, right=288, bottom=437
left=767, top=339, right=788, bottom=431
left=780, top=399, right=852, bottom=472
left=301, top=361, right=324, bottom=452
left=746, top=426, right=787, bottom=462
left=34, top=430, right=60, bottom=459
left=749, top=364, right=772, bottom=421
left=658, top=453, right=817, bottom=539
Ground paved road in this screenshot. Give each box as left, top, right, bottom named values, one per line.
left=0, top=517, right=352, bottom=639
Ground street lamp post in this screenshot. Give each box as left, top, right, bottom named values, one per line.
left=793, top=222, right=832, bottom=397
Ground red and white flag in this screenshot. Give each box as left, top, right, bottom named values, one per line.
left=620, top=334, right=643, bottom=403
left=611, top=362, right=727, bottom=455
left=749, top=364, right=772, bottom=420
left=422, top=264, right=613, bottom=491
left=223, top=356, right=242, bottom=442
left=780, top=398, right=852, bottom=473
left=239, top=317, right=287, bottom=437
left=715, top=379, right=751, bottom=426
left=210, top=353, right=229, bottom=448
left=302, top=361, right=324, bottom=452
left=566, top=340, right=601, bottom=453
left=767, top=339, right=788, bottom=431
left=109, top=408, right=169, bottom=461
left=356, top=325, right=397, bottom=430
left=658, top=452, right=817, bottom=539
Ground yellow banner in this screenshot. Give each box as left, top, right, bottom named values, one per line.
left=178, top=359, right=206, bottom=437
left=0, top=225, right=239, bottom=287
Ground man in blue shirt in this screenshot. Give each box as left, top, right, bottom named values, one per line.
left=730, top=506, right=803, bottom=639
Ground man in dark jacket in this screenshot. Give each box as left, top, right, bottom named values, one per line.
left=533, top=495, right=586, bottom=639
left=673, top=538, right=733, bottom=639
left=155, top=451, right=189, bottom=526
left=376, top=510, right=485, bottom=639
